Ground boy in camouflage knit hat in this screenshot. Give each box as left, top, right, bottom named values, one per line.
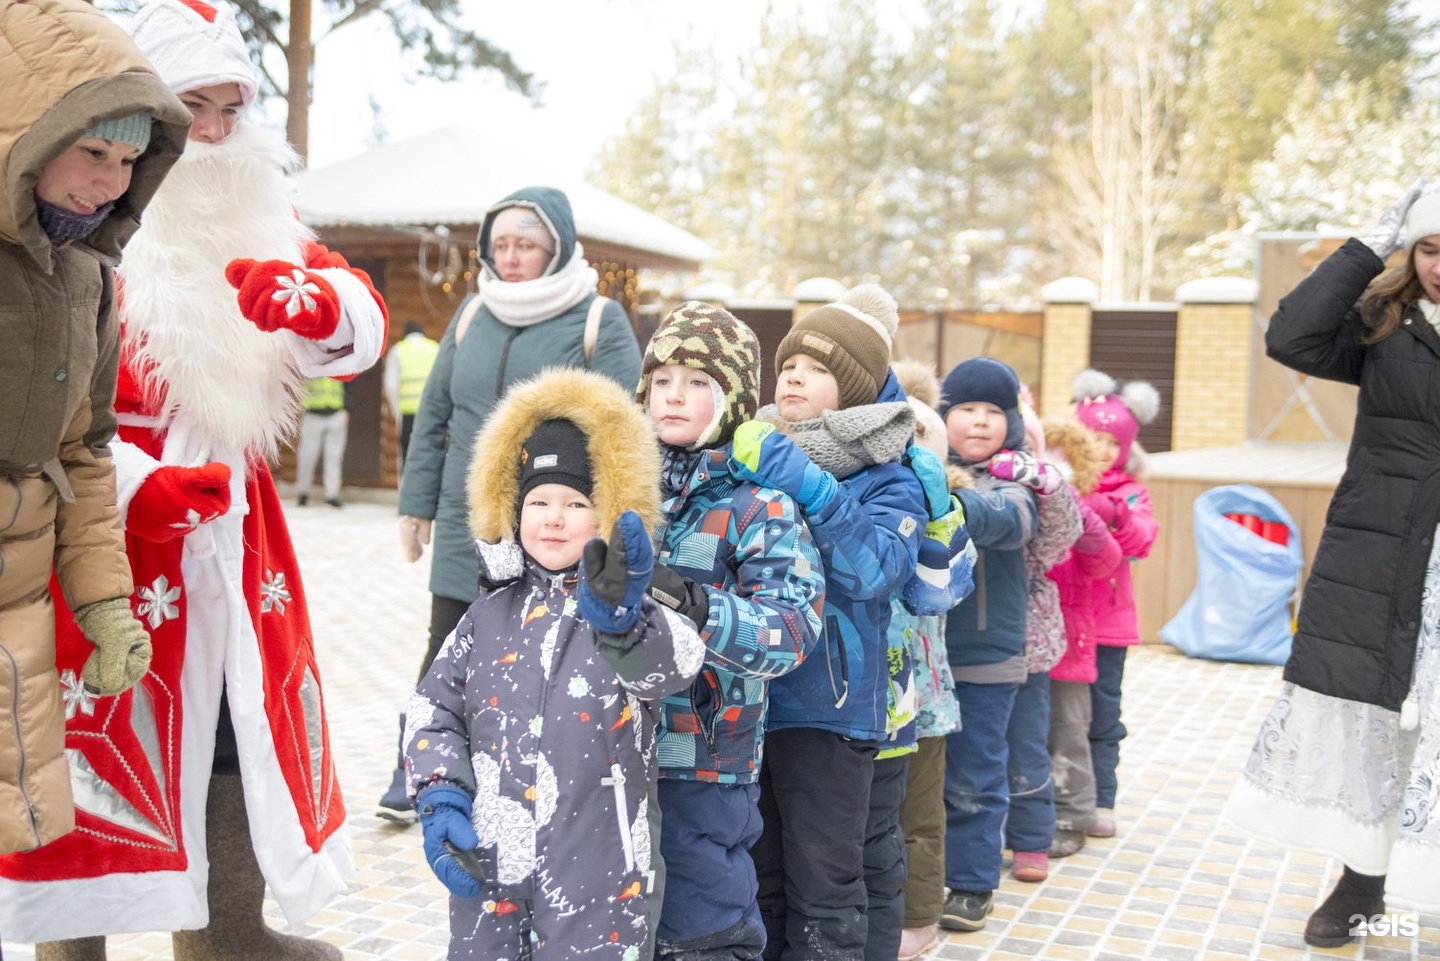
left=636, top=302, right=825, bottom=960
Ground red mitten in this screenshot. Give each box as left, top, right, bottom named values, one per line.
left=225, top=258, right=341, bottom=340
left=127, top=463, right=233, bottom=542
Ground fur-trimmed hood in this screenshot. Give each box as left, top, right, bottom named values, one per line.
left=892, top=358, right=940, bottom=410
left=468, top=367, right=661, bottom=543
left=1043, top=419, right=1106, bottom=495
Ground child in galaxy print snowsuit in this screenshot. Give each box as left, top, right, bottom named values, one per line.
left=636, top=303, right=825, bottom=960
left=403, top=368, right=705, bottom=961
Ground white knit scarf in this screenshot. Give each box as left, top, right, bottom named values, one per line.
left=477, top=243, right=600, bottom=327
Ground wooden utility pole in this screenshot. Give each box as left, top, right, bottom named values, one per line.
left=286, top=0, right=312, bottom=162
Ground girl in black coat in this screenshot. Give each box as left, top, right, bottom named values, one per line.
left=1225, top=179, right=1440, bottom=945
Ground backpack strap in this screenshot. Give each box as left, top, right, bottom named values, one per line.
left=457, top=293, right=609, bottom=360
left=583, top=296, right=611, bottom=369
left=453, top=294, right=483, bottom=345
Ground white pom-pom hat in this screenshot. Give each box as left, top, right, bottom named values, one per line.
left=1402, top=186, right=1440, bottom=252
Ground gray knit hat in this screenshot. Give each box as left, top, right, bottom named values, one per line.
left=83, top=113, right=152, bottom=153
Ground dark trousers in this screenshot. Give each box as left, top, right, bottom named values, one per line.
left=943, top=680, right=1018, bottom=893
left=419, top=593, right=472, bottom=682
left=862, top=754, right=909, bottom=961
left=213, top=686, right=239, bottom=775
left=656, top=780, right=765, bottom=959
left=1003, top=671, right=1055, bottom=853
left=754, top=728, right=876, bottom=961
left=391, top=594, right=472, bottom=774
left=1089, top=645, right=1129, bottom=809
left=399, top=413, right=417, bottom=467
left=898, top=737, right=946, bottom=927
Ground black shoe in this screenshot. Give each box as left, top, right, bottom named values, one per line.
left=376, top=767, right=417, bottom=824
left=1303, top=867, right=1385, bottom=948
left=939, top=889, right=993, bottom=932
left=325, top=497, right=343, bottom=508
left=296, top=493, right=309, bottom=507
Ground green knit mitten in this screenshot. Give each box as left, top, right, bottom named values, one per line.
left=73, top=597, right=153, bottom=695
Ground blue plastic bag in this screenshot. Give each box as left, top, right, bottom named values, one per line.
left=1159, top=484, right=1304, bottom=666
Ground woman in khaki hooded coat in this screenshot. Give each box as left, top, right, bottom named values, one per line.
left=0, top=0, right=189, bottom=856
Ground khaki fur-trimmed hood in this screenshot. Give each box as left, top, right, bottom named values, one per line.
left=894, top=357, right=973, bottom=493
left=1043, top=418, right=1106, bottom=495
left=468, top=367, right=662, bottom=543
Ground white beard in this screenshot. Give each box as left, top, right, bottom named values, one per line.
left=119, top=123, right=315, bottom=460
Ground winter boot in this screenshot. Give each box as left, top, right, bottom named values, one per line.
left=376, top=713, right=416, bottom=824
left=897, top=924, right=939, bottom=960
left=170, top=774, right=342, bottom=961
left=34, top=938, right=107, bottom=961
left=1303, top=866, right=1386, bottom=948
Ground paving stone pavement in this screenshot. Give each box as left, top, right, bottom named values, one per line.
left=4, top=498, right=1438, bottom=960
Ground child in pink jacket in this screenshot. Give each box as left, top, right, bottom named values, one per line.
left=1044, top=419, right=1124, bottom=857
left=1070, top=369, right=1161, bottom=839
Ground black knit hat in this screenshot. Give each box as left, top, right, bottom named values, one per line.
left=636, top=301, right=760, bottom=448
left=518, top=419, right=593, bottom=500
left=939, top=356, right=1025, bottom=450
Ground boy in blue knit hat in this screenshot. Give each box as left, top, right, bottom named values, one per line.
left=935, top=356, right=1062, bottom=932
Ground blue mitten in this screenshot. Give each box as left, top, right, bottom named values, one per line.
left=903, top=497, right=977, bottom=615
left=730, top=421, right=838, bottom=514
left=907, top=444, right=951, bottom=521
left=417, top=785, right=483, bottom=898
left=578, top=510, right=655, bottom=635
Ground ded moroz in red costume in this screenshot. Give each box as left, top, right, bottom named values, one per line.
left=0, top=5, right=388, bottom=940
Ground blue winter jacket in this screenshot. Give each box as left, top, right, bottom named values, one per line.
left=766, top=377, right=926, bottom=741
left=947, top=470, right=1037, bottom=668
left=655, top=449, right=825, bottom=783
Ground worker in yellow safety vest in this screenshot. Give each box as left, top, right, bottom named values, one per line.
left=296, top=376, right=348, bottom=507
left=384, top=320, right=440, bottom=470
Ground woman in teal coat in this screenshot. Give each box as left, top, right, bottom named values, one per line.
left=379, top=185, right=642, bottom=816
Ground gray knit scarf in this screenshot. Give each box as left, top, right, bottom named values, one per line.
left=756, top=401, right=915, bottom=479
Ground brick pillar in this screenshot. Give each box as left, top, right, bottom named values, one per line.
left=1171, top=278, right=1258, bottom=450
left=1039, top=278, right=1098, bottom=417
left=791, top=277, right=848, bottom=325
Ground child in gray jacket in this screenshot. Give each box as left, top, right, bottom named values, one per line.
left=404, top=368, right=705, bottom=960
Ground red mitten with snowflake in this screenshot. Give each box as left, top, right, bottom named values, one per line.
left=225, top=258, right=341, bottom=340
left=127, top=463, right=233, bottom=543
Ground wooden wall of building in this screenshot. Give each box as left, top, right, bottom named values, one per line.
left=1133, top=443, right=1345, bottom=643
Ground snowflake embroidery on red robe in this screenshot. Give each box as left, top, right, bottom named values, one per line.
left=137, top=575, right=181, bottom=629
left=260, top=569, right=291, bottom=614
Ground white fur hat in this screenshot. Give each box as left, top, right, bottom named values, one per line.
left=129, top=0, right=258, bottom=106
left=1403, top=187, right=1440, bottom=252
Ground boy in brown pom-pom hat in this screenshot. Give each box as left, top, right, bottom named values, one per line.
left=732, top=284, right=928, bottom=961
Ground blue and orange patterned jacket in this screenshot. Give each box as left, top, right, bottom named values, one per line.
left=655, top=448, right=825, bottom=784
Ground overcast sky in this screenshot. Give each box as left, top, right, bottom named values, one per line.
left=296, top=1, right=801, bottom=173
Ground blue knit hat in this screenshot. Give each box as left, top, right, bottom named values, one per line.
left=939, top=356, right=1026, bottom=450
left=82, top=113, right=152, bottom=153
